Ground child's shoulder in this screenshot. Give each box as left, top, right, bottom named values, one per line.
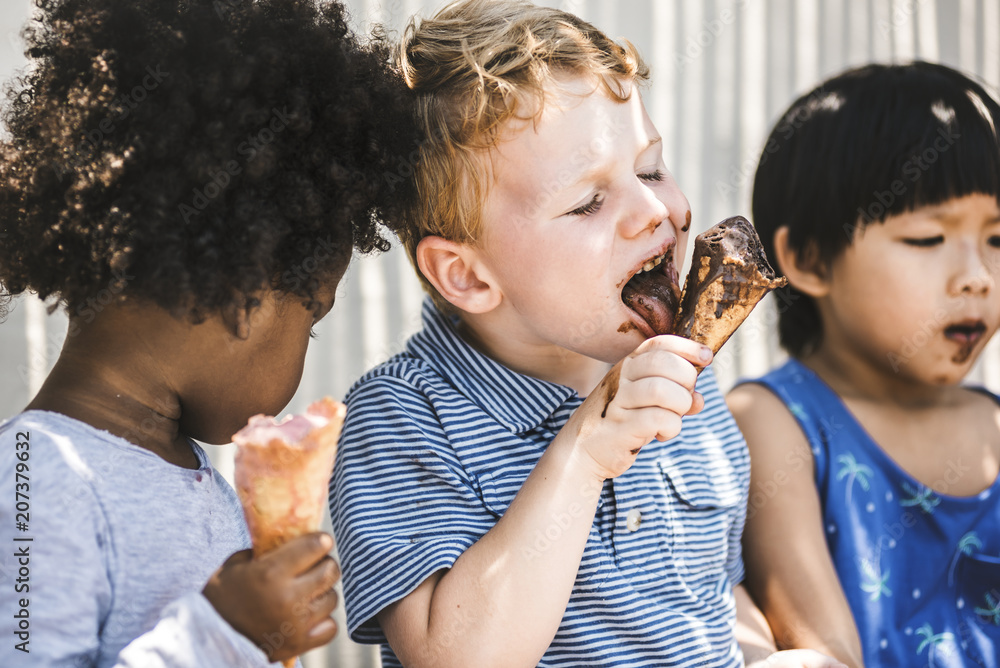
left=344, top=304, right=499, bottom=411
left=964, top=383, right=1000, bottom=409
left=0, top=411, right=123, bottom=534
left=1, top=410, right=117, bottom=479
left=0, top=410, right=207, bottom=493
left=728, top=358, right=822, bottom=419
left=345, top=352, right=442, bottom=404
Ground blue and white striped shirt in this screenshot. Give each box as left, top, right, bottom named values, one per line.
left=329, top=299, right=749, bottom=667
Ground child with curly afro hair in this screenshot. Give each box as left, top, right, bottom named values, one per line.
left=0, top=0, right=415, bottom=665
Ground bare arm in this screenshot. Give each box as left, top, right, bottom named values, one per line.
left=727, top=384, right=865, bottom=668
left=377, top=336, right=709, bottom=668
left=735, top=582, right=778, bottom=663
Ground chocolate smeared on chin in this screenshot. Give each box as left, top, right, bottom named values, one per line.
left=674, top=215, right=787, bottom=355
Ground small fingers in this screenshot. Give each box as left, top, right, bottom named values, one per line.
left=301, top=555, right=341, bottom=596
left=617, top=376, right=695, bottom=415
left=628, top=406, right=685, bottom=444
left=623, top=346, right=702, bottom=392
left=307, top=585, right=340, bottom=620
left=307, top=616, right=338, bottom=644
left=221, top=549, right=253, bottom=568
left=686, top=391, right=705, bottom=416
left=762, top=649, right=849, bottom=668
left=631, top=334, right=712, bottom=369
left=262, top=532, right=334, bottom=575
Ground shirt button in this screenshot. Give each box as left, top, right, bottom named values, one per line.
left=626, top=508, right=642, bottom=532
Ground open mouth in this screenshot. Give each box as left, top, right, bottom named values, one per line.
left=621, top=241, right=681, bottom=336
left=944, top=320, right=986, bottom=346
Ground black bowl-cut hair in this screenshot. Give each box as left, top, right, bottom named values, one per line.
left=0, top=0, right=416, bottom=322
left=752, top=61, right=1000, bottom=358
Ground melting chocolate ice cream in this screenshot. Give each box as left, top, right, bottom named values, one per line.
left=674, top=215, right=787, bottom=354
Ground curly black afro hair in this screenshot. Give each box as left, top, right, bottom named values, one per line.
left=0, top=0, right=417, bottom=321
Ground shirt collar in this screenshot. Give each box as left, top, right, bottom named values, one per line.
left=407, top=299, right=578, bottom=434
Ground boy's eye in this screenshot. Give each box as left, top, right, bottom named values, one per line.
left=567, top=194, right=604, bottom=217
left=638, top=169, right=665, bottom=183
left=902, top=236, right=944, bottom=247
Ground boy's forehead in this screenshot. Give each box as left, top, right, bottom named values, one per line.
left=484, top=79, right=656, bottom=217
left=498, top=79, right=649, bottom=167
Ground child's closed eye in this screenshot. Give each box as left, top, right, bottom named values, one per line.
left=902, top=235, right=944, bottom=247
left=638, top=169, right=665, bottom=183
left=567, top=194, right=604, bottom=217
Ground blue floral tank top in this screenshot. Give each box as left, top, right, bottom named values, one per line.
left=752, top=359, right=1000, bottom=668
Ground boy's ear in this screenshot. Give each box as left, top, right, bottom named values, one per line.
left=416, top=236, right=501, bottom=314
left=773, top=226, right=830, bottom=298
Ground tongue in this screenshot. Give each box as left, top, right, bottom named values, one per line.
left=622, top=270, right=681, bottom=336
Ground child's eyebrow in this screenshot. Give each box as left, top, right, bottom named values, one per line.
left=570, top=135, right=664, bottom=187
left=923, top=210, right=1000, bottom=224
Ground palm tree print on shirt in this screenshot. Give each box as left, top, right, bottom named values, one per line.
left=859, top=553, right=891, bottom=601
left=947, top=531, right=983, bottom=586
left=836, top=453, right=873, bottom=505
left=975, top=592, right=1000, bottom=625
left=916, top=624, right=955, bottom=666
left=788, top=402, right=808, bottom=421
left=900, top=481, right=940, bottom=514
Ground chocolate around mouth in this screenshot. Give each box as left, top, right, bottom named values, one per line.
left=945, top=322, right=986, bottom=364
left=621, top=252, right=681, bottom=336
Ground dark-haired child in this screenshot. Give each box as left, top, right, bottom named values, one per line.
left=0, top=0, right=413, bottom=665
left=729, top=62, right=1000, bottom=668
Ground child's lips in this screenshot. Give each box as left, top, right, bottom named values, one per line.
left=620, top=241, right=681, bottom=337
left=943, top=320, right=987, bottom=346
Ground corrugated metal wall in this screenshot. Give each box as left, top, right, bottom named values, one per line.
left=1, top=1, right=999, bottom=666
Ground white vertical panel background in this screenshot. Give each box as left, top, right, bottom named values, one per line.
left=1, top=1, right=999, bottom=666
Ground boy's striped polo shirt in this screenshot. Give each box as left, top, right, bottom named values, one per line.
left=330, top=299, right=750, bottom=668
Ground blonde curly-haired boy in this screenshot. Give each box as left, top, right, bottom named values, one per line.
left=330, top=2, right=845, bottom=666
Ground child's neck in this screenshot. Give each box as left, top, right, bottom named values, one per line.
left=26, top=309, right=197, bottom=469
left=456, top=318, right=611, bottom=397
left=803, top=345, right=955, bottom=409
left=803, top=343, right=1000, bottom=497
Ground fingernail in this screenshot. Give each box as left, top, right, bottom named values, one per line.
left=309, top=618, right=336, bottom=639
left=699, top=346, right=713, bottom=363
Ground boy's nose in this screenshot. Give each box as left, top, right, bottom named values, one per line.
left=950, top=246, right=996, bottom=296
left=620, top=180, right=669, bottom=238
